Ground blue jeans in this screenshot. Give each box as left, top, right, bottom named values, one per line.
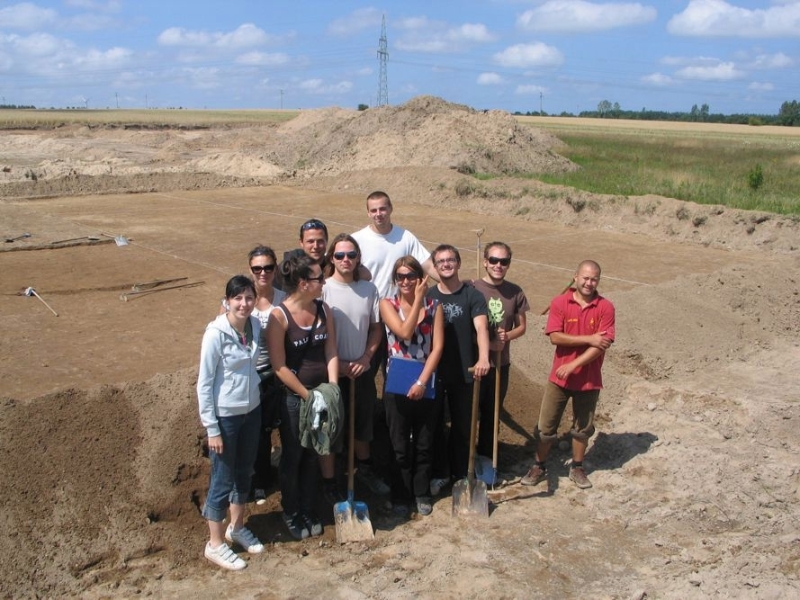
left=279, top=391, right=320, bottom=515
left=202, top=406, right=261, bottom=522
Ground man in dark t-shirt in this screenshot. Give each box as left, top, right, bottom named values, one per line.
left=426, top=244, right=490, bottom=484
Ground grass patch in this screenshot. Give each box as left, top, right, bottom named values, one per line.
left=526, top=126, right=800, bottom=215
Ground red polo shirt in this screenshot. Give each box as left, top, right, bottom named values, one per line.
left=545, top=288, right=615, bottom=391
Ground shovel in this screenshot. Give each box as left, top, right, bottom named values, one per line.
left=5, top=232, right=31, bottom=243
left=334, top=381, right=374, bottom=543
left=23, top=287, right=58, bottom=317
left=541, top=279, right=574, bottom=315
left=490, top=349, right=502, bottom=487
left=101, top=232, right=129, bottom=246
left=452, top=370, right=489, bottom=517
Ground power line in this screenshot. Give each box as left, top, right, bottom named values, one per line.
left=376, top=15, right=388, bottom=107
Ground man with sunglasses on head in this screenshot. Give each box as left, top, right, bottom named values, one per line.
left=321, top=234, right=390, bottom=497
left=470, top=242, right=530, bottom=460
left=427, top=244, right=491, bottom=492
left=276, top=219, right=330, bottom=291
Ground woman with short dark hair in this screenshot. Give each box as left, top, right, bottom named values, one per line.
left=197, top=275, right=264, bottom=570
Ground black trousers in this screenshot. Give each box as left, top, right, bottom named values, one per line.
left=385, top=392, right=442, bottom=502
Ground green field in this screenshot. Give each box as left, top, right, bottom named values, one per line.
left=519, top=118, right=800, bottom=215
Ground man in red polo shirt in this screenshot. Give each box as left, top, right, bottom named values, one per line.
left=521, top=259, right=615, bottom=490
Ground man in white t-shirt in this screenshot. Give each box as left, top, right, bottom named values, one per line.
left=352, top=191, right=438, bottom=488
left=352, top=191, right=437, bottom=299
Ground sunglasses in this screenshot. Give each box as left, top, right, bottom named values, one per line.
left=301, top=219, right=327, bottom=232
left=251, top=264, right=276, bottom=274
left=305, top=274, right=325, bottom=283
left=395, top=272, right=419, bottom=282
left=487, top=257, right=511, bottom=266
left=333, top=251, right=358, bottom=260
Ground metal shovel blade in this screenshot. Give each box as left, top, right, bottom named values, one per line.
left=475, top=454, right=496, bottom=487
left=5, top=232, right=31, bottom=243
left=334, top=497, right=374, bottom=544
left=452, top=477, right=489, bottom=517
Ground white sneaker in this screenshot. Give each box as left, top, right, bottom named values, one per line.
left=430, top=477, right=449, bottom=496
left=254, top=488, right=268, bottom=505
left=225, top=524, right=265, bottom=554
left=204, top=542, right=247, bottom=570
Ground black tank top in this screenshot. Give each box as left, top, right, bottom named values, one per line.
left=281, top=300, right=329, bottom=388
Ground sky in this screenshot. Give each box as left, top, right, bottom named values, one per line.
left=0, top=1, right=798, bottom=115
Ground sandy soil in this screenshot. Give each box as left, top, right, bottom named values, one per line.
left=1, top=97, right=799, bottom=599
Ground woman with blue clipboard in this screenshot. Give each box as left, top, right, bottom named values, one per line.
left=380, top=256, right=444, bottom=517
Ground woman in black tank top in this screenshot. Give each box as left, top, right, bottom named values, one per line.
left=266, top=253, right=339, bottom=538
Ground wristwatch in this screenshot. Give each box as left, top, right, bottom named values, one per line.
left=414, top=379, right=425, bottom=387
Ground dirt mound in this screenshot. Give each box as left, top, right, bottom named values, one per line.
left=267, top=95, right=575, bottom=178
left=0, top=371, right=207, bottom=597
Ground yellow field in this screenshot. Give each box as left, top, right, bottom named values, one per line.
left=517, top=115, right=800, bottom=140
left=0, top=108, right=300, bottom=128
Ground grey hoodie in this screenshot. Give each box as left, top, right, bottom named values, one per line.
left=197, top=313, right=261, bottom=438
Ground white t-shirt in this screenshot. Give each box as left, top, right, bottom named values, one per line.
left=352, top=224, right=430, bottom=298
left=322, top=278, right=380, bottom=361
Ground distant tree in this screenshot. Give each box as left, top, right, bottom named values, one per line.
left=690, top=104, right=699, bottom=121
left=778, top=100, right=799, bottom=126
left=597, top=100, right=612, bottom=117
left=700, top=104, right=709, bottom=121
left=357, top=103, right=369, bottom=111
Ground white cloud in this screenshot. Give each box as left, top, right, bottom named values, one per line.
left=158, top=28, right=211, bottom=47
left=641, top=72, right=674, bottom=86
left=448, top=24, right=495, bottom=43
left=661, top=55, right=723, bottom=67
left=515, top=84, right=546, bottom=95
left=0, top=3, right=58, bottom=30
left=675, top=61, right=743, bottom=80
left=493, top=43, right=564, bottom=68
left=746, top=51, right=793, bottom=69
left=184, top=66, right=223, bottom=90
left=328, top=8, right=383, bottom=36
left=158, top=24, right=273, bottom=50
left=64, top=14, right=120, bottom=31
left=517, top=0, right=657, bottom=33
left=478, top=72, right=504, bottom=85
left=235, top=52, right=290, bottom=67
left=299, top=79, right=353, bottom=94
left=748, top=81, right=774, bottom=91
left=395, top=18, right=495, bottom=52
left=65, top=0, right=122, bottom=12
left=668, top=0, right=800, bottom=37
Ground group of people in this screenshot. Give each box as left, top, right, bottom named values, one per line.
left=195, top=190, right=616, bottom=570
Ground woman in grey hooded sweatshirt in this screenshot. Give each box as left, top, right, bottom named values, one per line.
left=197, top=275, right=264, bottom=570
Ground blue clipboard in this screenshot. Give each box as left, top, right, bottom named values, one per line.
left=385, top=356, right=436, bottom=399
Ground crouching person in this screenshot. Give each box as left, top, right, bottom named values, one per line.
left=197, top=275, right=265, bottom=570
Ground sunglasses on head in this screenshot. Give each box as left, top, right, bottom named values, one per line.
left=395, top=272, right=419, bottom=282
left=333, top=251, right=358, bottom=260
left=301, top=219, right=327, bottom=232
left=251, top=264, right=276, bottom=274
left=487, top=257, right=511, bottom=266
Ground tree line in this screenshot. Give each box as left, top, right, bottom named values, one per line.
left=515, top=99, right=800, bottom=127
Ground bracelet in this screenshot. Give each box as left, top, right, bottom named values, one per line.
left=414, top=379, right=425, bottom=387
